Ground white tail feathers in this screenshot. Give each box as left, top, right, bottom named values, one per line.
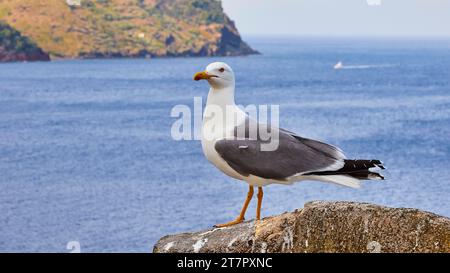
left=307, top=174, right=361, bottom=189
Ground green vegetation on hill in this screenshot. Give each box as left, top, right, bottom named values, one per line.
left=0, top=0, right=257, bottom=59
left=0, top=21, right=49, bottom=61
left=0, top=21, right=39, bottom=53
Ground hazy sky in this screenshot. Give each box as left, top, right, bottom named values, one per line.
left=222, top=0, right=450, bottom=37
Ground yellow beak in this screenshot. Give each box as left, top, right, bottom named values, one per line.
left=193, top=71, right=216, bottom=81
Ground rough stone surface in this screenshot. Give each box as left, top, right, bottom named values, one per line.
left=153, top=201, right=450, bottom=253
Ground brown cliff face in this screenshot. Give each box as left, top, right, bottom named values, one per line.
left=0, top=0, right=258, bottom=59
left=153, top=201, right=450, bottom=253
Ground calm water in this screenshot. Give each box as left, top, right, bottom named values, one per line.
left=1, top=38, right=449, bottom=252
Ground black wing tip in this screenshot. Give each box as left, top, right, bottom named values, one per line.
left=345, top=159, right=386, bottom=170
left=370, top=159, right=385, bottom=169
left=307, top=159, right=386, bottom=181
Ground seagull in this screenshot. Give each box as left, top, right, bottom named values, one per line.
left=194, top=62, right=384, bottom=228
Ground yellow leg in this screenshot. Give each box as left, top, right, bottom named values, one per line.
left=214, top=186, right=254, bottom=228
left=256, top=187, right=263, bottom=220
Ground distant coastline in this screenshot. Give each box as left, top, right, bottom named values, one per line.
left=0, top=0, right=258, bottom=63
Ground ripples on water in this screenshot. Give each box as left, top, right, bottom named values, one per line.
left=0, top=38, right=449, bottom=252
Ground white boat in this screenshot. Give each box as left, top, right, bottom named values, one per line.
left=334, top=61, right=343, bottom=69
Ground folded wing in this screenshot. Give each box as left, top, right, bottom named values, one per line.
left=214, top=122, right=345, bottom=180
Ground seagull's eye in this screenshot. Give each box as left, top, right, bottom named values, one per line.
left=219, top=68, right=225, bottom=73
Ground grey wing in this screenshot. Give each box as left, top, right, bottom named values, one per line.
left=279, top=128, right=346, bottom=160
left=214, top=127, right=346, bottom=180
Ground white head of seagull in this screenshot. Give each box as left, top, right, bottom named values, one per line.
left=194, top=62, right=235, bottom=91
left=193, top=62, right=240, bottom=123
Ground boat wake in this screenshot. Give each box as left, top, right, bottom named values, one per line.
left=334, top=61, right=394, bottom=70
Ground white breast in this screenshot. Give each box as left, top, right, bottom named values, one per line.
left=201, top=104, right=247, bottom=181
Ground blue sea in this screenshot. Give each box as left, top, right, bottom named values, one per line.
left=0, top=37, right=449, bottom=252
